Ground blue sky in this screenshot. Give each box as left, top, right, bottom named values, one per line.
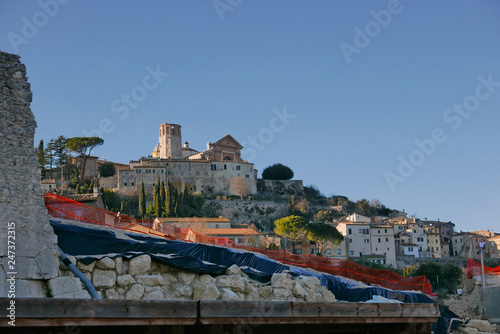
left=1, top=1, right=499, bottom=232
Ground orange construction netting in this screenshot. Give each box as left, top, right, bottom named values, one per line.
left=44, top=193, right=432, bottom=294
left=466, top=259, right=500, bottom=278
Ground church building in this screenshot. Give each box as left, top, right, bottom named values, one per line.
left=118, top=123, right=257, bottom=195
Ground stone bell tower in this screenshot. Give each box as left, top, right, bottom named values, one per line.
left=159, top=123, right=182, bottom=159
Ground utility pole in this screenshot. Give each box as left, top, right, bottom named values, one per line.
left=479, top=242, right=486, bottom=287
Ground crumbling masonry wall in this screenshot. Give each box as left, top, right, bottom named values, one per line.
left=0, top=51, right=61, bottom=297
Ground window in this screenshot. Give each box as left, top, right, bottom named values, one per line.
left=348, top=229, right=352, bottom=234
left=166, top=171, right=170, bottom=175
left=161, top=170, right=164, bottom=173
left=245, top=174, right=249, bottom=178
left=236, top=165, right=240, bottom=170
left=136, top=169, right=141, bottom=173
left=153, top=169, right=155, bottom=173
left=166, top=163, right=169, bottom=166
left=131, top=182, right=134, bottom=186
left=349, top=239, right=352, bottom=243
left=178, top=165, right=181, bottom=169
left=385, top=229, right=387, bottom=233
left=310, top=249, right=316, bottom=255
left=224, top=164, right=227, bottom=170
left=188, top=166, right=191, bottom=171
left=350, top=250, right=354, bottom=255
left=326, top=249, right=331, bottom=255
left=124, top=183, right=127, bottom=186
left=211, top=164, right=216, bottom=171
left=364, top=239, right=369, bottom=243
left=378, top=230, right=380, bottom=234
left=295, top=249, right=303, bottom=255
left=386, top=238, right=389, bottom=242
left=363, top=229, right=369, bottom=234
left=337, top=249, right=341, bottom=254
left=378, top=238, right=381, bottom=243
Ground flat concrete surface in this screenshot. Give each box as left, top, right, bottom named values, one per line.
left=483, top=286, right=500, bottom=324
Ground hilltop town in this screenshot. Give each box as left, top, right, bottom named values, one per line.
left=38, top=122, right=500, bottom=272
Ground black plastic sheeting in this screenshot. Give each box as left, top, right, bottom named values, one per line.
left=50, top=220, right=460, bottom=333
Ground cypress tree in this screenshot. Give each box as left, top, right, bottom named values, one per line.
left=139, top=181, right=146, bottom=218
left=165, top=180, right=172, bottom=217
left=160, top=180, right=166, bottom=216
left=153, top=177, right=161, bottom=217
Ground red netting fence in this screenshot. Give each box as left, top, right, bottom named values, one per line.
left=44, top=193, right=432, bottom=294
left=466, top=259, right=500, bottom=278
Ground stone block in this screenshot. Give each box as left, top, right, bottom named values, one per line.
left=271, top=273, right=293, bottom=290
left=126, top=284, right=145, bottom=300
left=105, top=289, right=120, bottom=299
left=466, top=319, right=496, bottom=332
left=297, top=276, right=321, bottom=290
left=244, top=285, right=260, bottom=301
left=76, top=260, right=95, bottom=273
left=216, top=275, right=245, bottom=293
left=193, top=283, right=221, bottom=300
left=292, top=282, right=307, bottom=299
left=225, top=264, right=242, bottom=276
left=15, top=279, right=48, bottom=298
left=319, top=286, right=336, bottom=302
left=177, top=272, right=196, bottom=286
left=272, top=288, right=290, bottom=300
left=36, top=254, right=59, bottom=279
left=18, top=257, right=45, bottom=280
left=258, top=286, right=273, bottom=298
left=171, top=284, right=193, bottom=299
left=143, top=288, right=164, bottom=300
left=115, top=257, right=123, bottom=275
left=74, top=290, right=91, bottom=299
left=136, top=274, right=165, bottom=286
left=129, top=255, right=151, bottom=275
left=161, top=273, right=178, bottom=285
left=220, top=288, right=240, bottom=301
left=92, top=269, right=116, bottom=288
left=96, top=257, right=115, bottom=270
left=48, top=277, right=82, bottom=296
left=117, top=274, right=136, bottom=287
left=198, top=274, right=215, bottom=286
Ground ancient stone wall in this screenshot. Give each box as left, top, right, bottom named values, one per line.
left=0, top=51, right=69, bottom=297
left=257, top=179, right=305, bottom=198
left=59, top=254, right=336, bottom=302
left=209, top=199, right=288, bottom=229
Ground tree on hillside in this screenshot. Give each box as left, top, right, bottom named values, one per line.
left=66, top=137, right=104, bottom=180
left=230, top=177, right=251, bottom=200
left=262, top=163, right=294, bottom=180
left=37, top=139, right=46, bottom=178
left=355, top=198, right=376, bottom=216
left=314, top=209, right=341, bottom=222
left=53, top=135, right=69, bottom=168
left=37, top=139, right=45, bottom=167
left=45, top=138, right=56, bottom=179
left=274, top=215, right=308, bottom=252
left=138, top=181, right=146, bottom=218
left=305, top=223, right=344, bottom=256
left=98, top=161, right=116, bottom=177
left=413, top=261, right=462, bottom=292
